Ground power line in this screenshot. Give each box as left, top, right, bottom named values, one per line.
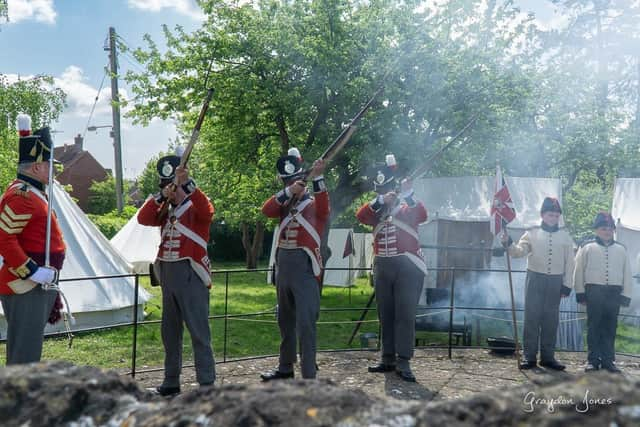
left=82, top=66, right=109, bottom=139
left=119, top=50, right=147, bottom=75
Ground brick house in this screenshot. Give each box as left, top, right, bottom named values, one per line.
left=54, top=134, right=109, bottom=212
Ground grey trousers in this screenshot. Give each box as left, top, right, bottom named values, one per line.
left=158, top=260, right=215, bottom=386
left=0, top=286, right=58, bottom=365
left=374, top=256, right=424, bottom=368
left=585, top=284, right=621, bottom=366
left=523, top=271, right=563, bottom=362
left=275, top=249, right=320, bottom=379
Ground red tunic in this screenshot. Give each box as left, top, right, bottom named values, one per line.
left=0, top=179, right=66, bottom=295
left=262, top=190, right=330, bottom=282
left=356, top=199, right=428, bottom=274
left=138, top=188, right=214, bottom=287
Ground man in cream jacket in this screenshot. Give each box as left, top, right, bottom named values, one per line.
left=574, top=212, right=632, bottom=373
left=502, top=197, right=574, bottom=370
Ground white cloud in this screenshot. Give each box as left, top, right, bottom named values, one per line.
left=52, top=66, right=116, bottom=117
left=7, top=0, right=56, bottom=24
left=127, top=0, right=205, bottom=21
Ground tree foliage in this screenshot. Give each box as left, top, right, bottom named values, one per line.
left=125, top=0, right=640, bottom=256
left=87, top=176, right=131, bottom=215
left=0, top=75, right=67, bottom=187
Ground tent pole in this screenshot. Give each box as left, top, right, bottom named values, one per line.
left=131, top=274, right=139, bottom=378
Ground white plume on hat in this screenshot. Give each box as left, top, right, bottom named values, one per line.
left=385, top=154, right=397, bottom=168
left=17, top=114, right=32, bottom=136
left=175, top=145, right=186, bottom=157
left=288, top=147, right=302, bottom=161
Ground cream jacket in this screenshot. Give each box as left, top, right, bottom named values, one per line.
left=508, top=226, right=575, bottom=287
left=573, top=240, right=632, bottom=299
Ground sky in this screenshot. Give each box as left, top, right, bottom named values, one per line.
left=0, top=0, right=561, bottom=180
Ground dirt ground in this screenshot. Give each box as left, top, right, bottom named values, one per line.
left=127, top=347, right=640, bottom=401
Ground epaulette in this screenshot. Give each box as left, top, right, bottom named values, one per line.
left=13, top=184, right=30, bottom=199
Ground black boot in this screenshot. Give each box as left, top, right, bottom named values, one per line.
left=368, top=362, right=396, bottom=373
left=540, top=359, right=566, bottom=371
left=260, top=370, right=294, bottom=382
left=395, top=369, right=416, bottom=382
left=155, top=385, right=181, bottom=396
left=519, top=360, right=537, bottom=370
left=602, top=361, right=621, bottom=373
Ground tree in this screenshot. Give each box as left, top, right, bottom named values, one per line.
left=125, top=0, right=546, bottom=267
left=0, top=75, right=66, bottom=187
left=87, top=176, right=131, bottom=215
left=136, top=152, right=168, bottom=199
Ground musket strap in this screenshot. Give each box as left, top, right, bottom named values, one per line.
left=279, top=198, right=312, bottom=231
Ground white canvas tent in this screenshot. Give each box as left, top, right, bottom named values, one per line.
left=267, top=227, right=362, bottom=287
left=413, top=175, right=582, bottom=350
left=353, top=232, right=374, bottom=278
left=110, top=211, right=161, bottom=274
left=611, top=178, right=640, bottom=324
left=0, top=183, right=150, bottom=335
left=414, top=176, right=565, bottom=290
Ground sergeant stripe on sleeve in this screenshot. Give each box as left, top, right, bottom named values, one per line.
left=0, top=205, right=32, bottom=234
left=3, top=205, right=32, bottom=221
left=0, top=219, right=22, bottom=234
left=0, top=212, right=29, bottom=228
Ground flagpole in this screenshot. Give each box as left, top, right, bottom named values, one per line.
left=494, top=163, right=520, bottom=368
left=504, top=225, right=521, bottom=369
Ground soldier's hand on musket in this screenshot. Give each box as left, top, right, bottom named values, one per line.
left=288, top=180, right=307, bottom=196
left=175, top=166, right=189, bottom=186
left=383, top=191, right=397, bottom=205
left=308, top=159, right=326, bottom=179
left=162, top=182, right=178, bottom=200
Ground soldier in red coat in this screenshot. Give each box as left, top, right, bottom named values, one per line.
left=260, top=148, right=328, bottom=380
left=0, top=114, right=66, bottom=364
left=138, top=154, right=215, bottom=395
left=356, top=154, right=427, bottom=382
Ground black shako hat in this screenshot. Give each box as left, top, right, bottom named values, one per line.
left=157, top=155, right=181, bottom=188
left=277, top=147, right=305, bottom=182
left=593, top=211, right=616, bottom=229
left=372, top=154, right=397, bottom=194
left=540, top=197, right=562, bottom=214
left=18, top=113, right=56, bottom=164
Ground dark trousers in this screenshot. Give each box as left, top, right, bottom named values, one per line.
left=0, top=286, right=58, bottom=365
left=586, top=284, right=621, bottom=366
left=158, top=260, right=215, bottom=386
left=373, top=256, right=424, bottom=369
left=523, top=271, right=563, bottom=362
left=275, top=249, right=320, bottom=379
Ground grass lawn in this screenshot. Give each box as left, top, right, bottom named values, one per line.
left=0, top=262, right=385, bottom=369
left=1, top=262, right=639, bottom=369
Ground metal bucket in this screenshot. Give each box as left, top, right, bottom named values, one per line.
left=360, top=332, right=378, bottom=350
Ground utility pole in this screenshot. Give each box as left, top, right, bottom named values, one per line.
left=107, top=26, right=124, bottom=213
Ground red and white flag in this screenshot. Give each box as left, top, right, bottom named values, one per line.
left=490, top=165, right=516, bottom=237
left=343, top=230, right=355, bottom=259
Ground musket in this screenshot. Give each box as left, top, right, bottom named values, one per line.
left=179, top=88, right=215, bottom=169
left=284, top=83, right=385, bottom=291
left=158, top=88, right=214, bottom=218
left=319, top=84, right=385, bottom=166
left=284, top=83, right=385, bottom=206
left=292, top=84, right=386, bottom=183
